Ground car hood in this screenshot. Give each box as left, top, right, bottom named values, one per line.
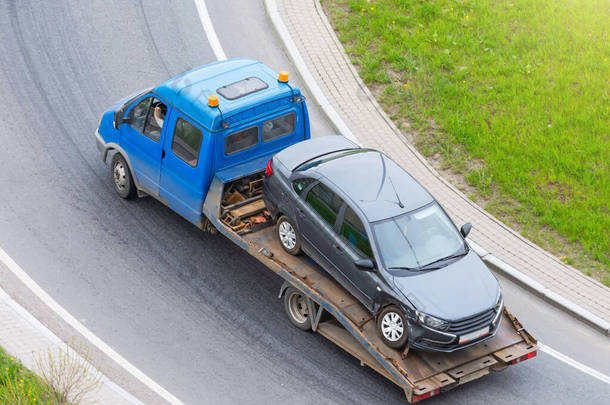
left=390, top=250, right=499, bottom=321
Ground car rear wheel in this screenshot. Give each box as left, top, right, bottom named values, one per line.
left=277, top=215, right=301, bottom=255
left=283, top=287, right=311, bottom=330
left=377, top=306, right=408, bottom=349
left=111, top=153, right=136, bottom=199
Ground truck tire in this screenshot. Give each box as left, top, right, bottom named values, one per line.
left=283, top=287, right=311, bottom=331
left=111, top=153, right=136, bottom=199
left=276, top=215, right=301, bottom=255
left=377, top=305, right=408, bottom=349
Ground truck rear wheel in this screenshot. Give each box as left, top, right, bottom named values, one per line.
left=276, top=216, right=301, bottom=255
left=377, top=305, right=408, bottom=349
left=283, top=287, right=311, bottom=331
left=111, top=153, right=136, bottom=199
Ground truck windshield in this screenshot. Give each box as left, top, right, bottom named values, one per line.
left=372, top=203, right=466, bottom=271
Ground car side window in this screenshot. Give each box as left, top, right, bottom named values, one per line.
left=305, top=183, right=343, bottom=228
left=127, top=97, right=152, bottom=133
left=292, top=178, right=315, bottom=195
left=341, top=206, right=374, bottom=259
left=142, top=98, right=167, bottom=142
left=172, top=118, right=203, bottom=167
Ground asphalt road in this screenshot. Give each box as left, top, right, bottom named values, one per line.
left=0, top=1, right=608, bottom=404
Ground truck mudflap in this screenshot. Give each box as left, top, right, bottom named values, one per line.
left=239, top=226, right=538, bottom=403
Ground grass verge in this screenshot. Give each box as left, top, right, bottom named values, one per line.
left=1, top=346, right=52, bottom=404
left=324, top=0, right=609, bottom=285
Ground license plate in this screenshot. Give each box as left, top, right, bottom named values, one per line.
left=459, top=326, right=489, bottom=344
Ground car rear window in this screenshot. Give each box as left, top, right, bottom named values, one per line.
left=225, top=126, right=259, bottom=155
left=217, top=77, right=268, bottom=100
left=262, top=113, right=295, bottom=142
left=305, top=183, right=344, bottom=228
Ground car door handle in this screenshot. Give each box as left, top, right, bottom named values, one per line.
left=332, top=243, right=343, bottom=253
left=296, top=207, right=304, bottom=215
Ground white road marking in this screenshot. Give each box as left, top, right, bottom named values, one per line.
left=539, top=343, right=610, bottom=385
left=193, top=0, right=227, bottom=61
left=0, top=248, right=185, bottom=405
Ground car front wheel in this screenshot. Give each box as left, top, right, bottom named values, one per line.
left=276, top=215, right=301, bottom=255
left=377, top=305, right=408, bottom=349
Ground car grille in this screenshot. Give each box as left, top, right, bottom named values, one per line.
left=448, top=308, right=496, bottom=334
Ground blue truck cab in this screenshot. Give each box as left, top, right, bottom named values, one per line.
left=95, top=59, right=310, bottom=231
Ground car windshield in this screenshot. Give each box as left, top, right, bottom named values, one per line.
left=372, top=203, right=466, bottom=271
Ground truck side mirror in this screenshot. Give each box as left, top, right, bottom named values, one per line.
left=355, top=258, right=375, bottom=271
left=460, top=223, right=472, bottom=238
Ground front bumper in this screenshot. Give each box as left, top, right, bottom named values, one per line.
left=95, top=129, right=107, bottom=161
left=408, top=308, right=503, bottom=353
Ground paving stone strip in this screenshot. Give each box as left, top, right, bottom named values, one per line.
left=0, top=286, right=138, bottom=404
left=270, top=0, right=610, bottom=330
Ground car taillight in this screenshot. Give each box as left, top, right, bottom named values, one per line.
left=509, top=350, right=537, bottom=365
left=413, top=388, right=440, bottom=403
left=265, top=159, right=273, bottom=177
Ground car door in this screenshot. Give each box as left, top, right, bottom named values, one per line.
left=119, top=95, right=168, bottom=195
left=159, top=112, right=211, bottom=227
left=294, top=181, right=342, bottom=269
left=333, top=204, right=379, bottom=310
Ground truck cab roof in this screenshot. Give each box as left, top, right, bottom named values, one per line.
left=154, top=58, right=298, bottom=131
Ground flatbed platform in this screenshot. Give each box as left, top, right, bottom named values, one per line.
left=236, top=225, right=537, bottom=401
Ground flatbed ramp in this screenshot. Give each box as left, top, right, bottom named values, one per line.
left=224, top=224, right=536, bottom=402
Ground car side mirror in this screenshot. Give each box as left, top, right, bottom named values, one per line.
left=355, top=258, right=375, bottom=271
left=460, top=223, right=472, bottom=238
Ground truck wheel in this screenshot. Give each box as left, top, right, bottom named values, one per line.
left=111, top=153, right=136, bottom=199
left=283, top=287, right=311, bottom=331
left=377, top=306, right=408, bottom=349
left=276, top=216, right=301, bottom=255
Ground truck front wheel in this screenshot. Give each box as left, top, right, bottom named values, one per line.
left=283, top=287, right=311, bottom=331
left=111, top=153, right=136, bottom=199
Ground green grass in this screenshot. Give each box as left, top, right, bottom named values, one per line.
left=1, top=346, right=53, bottom=404
left=325, top=0, right=609, bottom=285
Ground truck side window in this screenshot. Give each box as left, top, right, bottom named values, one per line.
left=127, top=97, right=152, bottom=134
left=225, top=126, right=258, bottom=155
left=142, top=98, right=167, bottom=142
left=305, top=183, right=344, bottom=229
left=292, top=178, right=315, bottom=195
left=341, top=206, right=373, bottom=259
left=262, top=113, right=296, bottom=142
left=172, top=118, right=203, bottom=167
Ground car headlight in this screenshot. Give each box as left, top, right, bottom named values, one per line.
left=416, top=310, right=449, bottom=331
left=494, top=292, right=504, bottom=313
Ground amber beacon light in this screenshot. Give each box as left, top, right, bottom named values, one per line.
left=278, top=71, right=289, bottom=83
left=208, top=94, right=219, bottom=107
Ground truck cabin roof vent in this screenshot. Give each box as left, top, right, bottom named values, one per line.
left=217, top=77, right=268, bottom=100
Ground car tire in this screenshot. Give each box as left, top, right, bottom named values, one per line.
left=111, top=153, right=136, bottom=199
left=283, top=287, right=311, bottom=331
left=276, top=215, right=301, bottom=255
left=377, top=305, right=408, bottom=349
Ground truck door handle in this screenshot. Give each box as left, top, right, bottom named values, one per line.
left=161, top=150, right=165, bottom=158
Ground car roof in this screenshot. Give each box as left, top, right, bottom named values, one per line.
left=275, top=136, right=359, bottom=171
left=308, top=149, right=434, bottom=222
left=154, top=58, right=297, bottom=130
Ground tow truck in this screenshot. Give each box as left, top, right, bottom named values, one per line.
left=95, top=59, right=537, bottom=402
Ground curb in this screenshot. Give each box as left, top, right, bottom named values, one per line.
left=263, top=0, right=610, bottom=336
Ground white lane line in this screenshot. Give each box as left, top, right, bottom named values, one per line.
left=539, top=343, right=610, bottom=385
left=0, top=248, right=185, bottom=405
left=193, top=0, right=227, bottom=61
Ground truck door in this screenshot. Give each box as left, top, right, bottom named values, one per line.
left=159, top=112, right=211, bottom=226
left=119, top=95, right=168, bottom=195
